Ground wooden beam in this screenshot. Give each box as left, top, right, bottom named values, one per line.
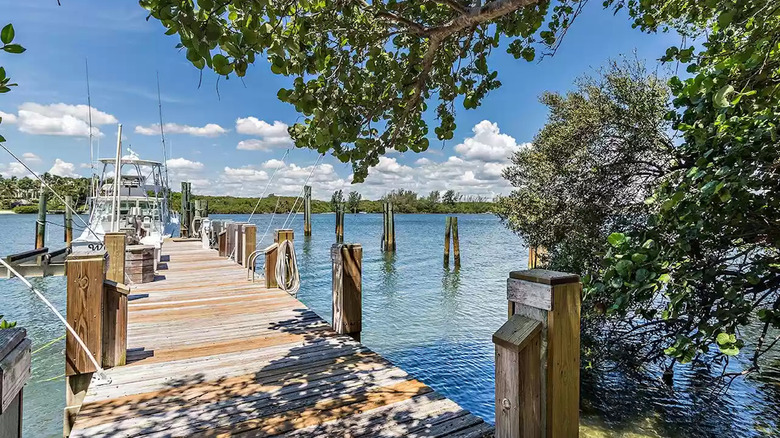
left=64, top=195, right=73, bottom=246
left=103, top=233, right=128, bottom=368
left=35, top=190, right=47, bottom=249
left=264, top=243, right=278, bottom=289
left=444, top=217, right=451, bottom=266
left=243, top=224, right=256, bottom=267
left=452, top=216, right=460, bottom=268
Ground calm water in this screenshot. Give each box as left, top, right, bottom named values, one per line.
left=1, top=212, right=778, bottom=437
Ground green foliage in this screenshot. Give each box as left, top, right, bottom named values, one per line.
left=12, top=205, right=39, bottom=214
left=442, top=189, right=461, bottom=205
left=0, top=314, right=16, bottom=329
left=496, top=58, right=673, bottom=276
left=139, top=0, right=589, bottom=181
left=330, top=189, right=345, bottom=212
left=591, top=0, right=780, bottom=372
left=0, top=23, right=24, bottom=107
left=1, top=175, right=92, bottom=212
left=346, top=191, right=362, bottom=213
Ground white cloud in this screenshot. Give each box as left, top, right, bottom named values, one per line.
left=0, top=111, right=17, bottom=124
left=0, top=162, right=27, bottom=178
left=166, top=157, right=204, bottom=170
left=48, top=158, right=79, bottom=177
left=358, top=120, right=523, bottom=199
left=135, top=122, right=227, bottom=137
left=453, top=120, right=524, bottom=162
left=235, top=117, right=293, bottom=150
left=22, top=152, right=41, bottom=164
left=13, top=102, right=117, bottom=137
left=214, top=158, right=348, bottom=198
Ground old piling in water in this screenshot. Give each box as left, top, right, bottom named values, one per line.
left=0, top=327, right=31, bottom=438
left=35, top=189, right=47, bottom=249
left=452, top=217, right=460, bottom=268
left=496, top=269, right=581, bottom=438
left=64, top=195, right=73, bottom=246
left=381, top=202, right=395, bottom=251
left=331, top=243, right=362, bottom=342
left=335, top=204, right=344, bottom=243
left=303, top=185, right=312, bottom=237
left=444, top=217, right=451, bottom=265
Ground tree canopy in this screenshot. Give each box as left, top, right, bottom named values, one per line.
left=139, top=0, right=595, bottom=181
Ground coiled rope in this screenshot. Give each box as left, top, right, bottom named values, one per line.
left=275, top=238, right=300, bottom=296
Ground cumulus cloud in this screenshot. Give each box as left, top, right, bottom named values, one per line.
left=0, top=111, right=17, bottom=124
left=22, top=152, right=41, bottom=164
left=235, top=117, right=293, bottom=150
left=215, top=158, right=348, bottom=198
left=135, top=122, right=227, bottom=137
left=454, top=120, right=524, bottom=162
left=166, top=157, right=204, bottom=170
left=11, top=102, right=117, bottom=137
left=358, top=120, right=524, bottom=199
left=48, top=158, right=79, bottom=177
left=0, top=162, right=27, bottom=178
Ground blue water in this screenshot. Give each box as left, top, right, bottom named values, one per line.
left=2, top=212, right=780, bottom=437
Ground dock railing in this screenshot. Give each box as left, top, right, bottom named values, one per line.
left=0, top=327, right=32, bottom=438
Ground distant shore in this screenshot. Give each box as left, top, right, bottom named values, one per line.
left=0, top=210, right=16, bottom=215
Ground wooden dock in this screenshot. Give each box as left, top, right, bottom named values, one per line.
left=68, top=240, right=492, bottom=437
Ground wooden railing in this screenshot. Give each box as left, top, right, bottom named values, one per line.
left=0, top=328, right=31, bottom=438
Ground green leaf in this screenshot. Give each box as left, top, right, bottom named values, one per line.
left=615, top=260, right=634, bottom=278
left=713, top=85, right=734, bottom=108
left=716, top=332, right=730, bottom=345
left=0, top=134, right=5, bottom=142
left=719, top=345, right=739, bottom=356
left=631, top=253, right=648, bottom=264
left=0, top=24, right=13, bottom=45
left=2, top=44, right=24, bottom=54
left=607, top=232, right=626, bottom=247
left=658, top=273, right=671, bottom=283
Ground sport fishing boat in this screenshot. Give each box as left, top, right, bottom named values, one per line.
left=71, top=150, right=176, bottom=254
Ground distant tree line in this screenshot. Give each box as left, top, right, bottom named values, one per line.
left=0, top=175, right=92, bottom=213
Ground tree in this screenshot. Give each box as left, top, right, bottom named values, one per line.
left=139, top=0, right=596, bottom=181
left=442, top=190, right=460, bottom=205
left=0, top=23, right=25, bottom=143
left=496, top=58, right=673, bottom=275
left=346, top=191, right=361, bottom=213
left=427, top=191, right=441, bottom=204
left=330, top=189, right=345, bottom=211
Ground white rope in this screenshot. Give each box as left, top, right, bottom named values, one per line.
left=282, top=154, right=324, bottom=229
left=0, top=258, right=110, bottom=383
left=275, top=239, right=300, bottom=296
left=256, top=196, right=282, bottom=250
left=248, top=149, right=290, bottom=222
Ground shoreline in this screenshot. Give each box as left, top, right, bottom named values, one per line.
left=0, top=210, right=16, bottom=215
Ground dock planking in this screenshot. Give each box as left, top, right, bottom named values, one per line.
left=69, top=240, right=492, bottom=437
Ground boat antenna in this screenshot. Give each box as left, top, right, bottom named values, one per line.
left=156, top=72, right=170, bottom=193
left=86, top=59, right=95, bottom=197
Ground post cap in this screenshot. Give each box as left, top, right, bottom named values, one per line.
left=492, top=314, right=542, bottom=353
left=509, top=269, right=579, bottom=285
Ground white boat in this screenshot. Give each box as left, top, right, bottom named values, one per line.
left=71, top=153, right=175, bottom=253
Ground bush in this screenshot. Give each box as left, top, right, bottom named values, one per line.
left=12, top=205, right=39, bottom=214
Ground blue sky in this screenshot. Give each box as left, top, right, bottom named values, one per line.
left=0, top=1, right=680, bottom=199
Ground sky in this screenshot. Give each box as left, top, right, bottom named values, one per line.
left=0, top=1, right=680, bottom=200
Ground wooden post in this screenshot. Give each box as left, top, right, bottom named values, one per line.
left=493, top=315, right=542, bottom=438
left=452, top=216, right=460, bottom=268
left=35, top=189, right=47, bottom=249
left=64, top=195, right=73, bottom=246
left=218, top=230, right=227, bottom=257
left=64, top=253, right=105, bottom=434
left=444, top=216, right=451, bottom=266
left=382, top=202, right=396, bottom=251
left=203, top=199, right=209, bottom=218
left=243, top=224, right=256, bottom=267
left=264, top=243, right=278, bottom=288
left=103, top=232, right=127, bottom=368
left=0, top=328, right=31, bottom=438
left=335, top=205, right=344, bottom=243
left=274, top=228, right=294, bottom=244
left=303, top=185, right=312, bottom=236
left=506, top=269, right=581, bottom=438
left=188, top=188, right=195, bottom=236
left=331, top=243, right=362, bottom=342
left=180, top=182, right=189, bottom=238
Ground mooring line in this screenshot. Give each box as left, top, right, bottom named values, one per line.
left=247, top=148, right=290, bottom=223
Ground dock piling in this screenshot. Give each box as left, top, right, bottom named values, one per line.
left=444, top=216, right=451, bottom=265
left=64, top=195, right=73, bottom=246
left=452, top=217, right=460, bottom=268
left=331, top=243, right=362, bottom=342
left=243, top=224, right=256, bottom=267
left=180, top=182, right=189, bottom=238
left=264, top=243, right=279, bottom=288
left=35, top=189, right=47, bottom=249
left=498, top=269, right=581, bottom=438
left=382, top=202, right=395, bottom=251
left=335, top=204, right=344, bottom=243
left=303, top=185, right=312, bottom=236
left=0, top=328, right=31, bottom=438
left=103, top=232, right=128, bottom=368
left=64, top=253, right=105, bottom=434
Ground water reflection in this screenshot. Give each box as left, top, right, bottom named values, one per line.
left=441, top=265, right=462, bottom=298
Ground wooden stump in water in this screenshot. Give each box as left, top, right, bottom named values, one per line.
left=331, top=243, right=362, bottom=342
